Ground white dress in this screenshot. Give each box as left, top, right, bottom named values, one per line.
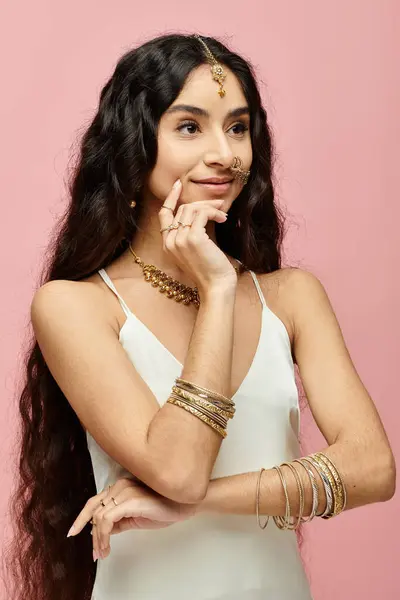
left=86, top=267, right=313, bottom=600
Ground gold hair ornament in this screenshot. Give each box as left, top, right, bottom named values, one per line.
left=193, top=34, right=227, bottom=97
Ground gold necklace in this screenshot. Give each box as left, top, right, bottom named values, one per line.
left=128, top=244, right=240, bottom=309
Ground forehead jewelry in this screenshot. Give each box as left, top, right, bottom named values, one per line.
left=193, top=34, right=226, bottom=98
left=230, top=156, right=251, bottom=185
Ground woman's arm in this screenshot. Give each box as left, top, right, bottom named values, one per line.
left=199, top=269, right=396, bottom=518
left=198, top=441, right=395, bottom=518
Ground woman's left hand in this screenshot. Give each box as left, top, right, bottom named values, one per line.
left=67, top=477, right=198, bottom=561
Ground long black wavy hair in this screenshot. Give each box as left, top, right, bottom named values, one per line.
left=2, top=32, right=307, bottom=600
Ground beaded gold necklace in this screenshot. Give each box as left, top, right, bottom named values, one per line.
left=128, top=244, right=240, bottom=309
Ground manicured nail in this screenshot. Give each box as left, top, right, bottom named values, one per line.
left=93, top=550, right=98, bottom=562
left=67, top=525, right=76, bottom=537
left=173, top=179, right=181, bottom=189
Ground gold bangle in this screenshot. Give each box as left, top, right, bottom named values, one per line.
left=301, top=456, right=333, bottom=518
left=256, top=468, right=270, bottom=529
left=272, top=465, right=293, bottom=530
left=167, top=396, right=227, bottom=438
left=293, top=459, right=319, bottom=522
left=169, top=392, right=228, bottom=429
left=172, top=386, right=234, bottom=420
left=315, top=452, right=347, bottom=512
left=310, top=454, right=341, bottom=517
left=280, top=462, right=305, bottom=530
left=175, top=377, right=235, bottom=407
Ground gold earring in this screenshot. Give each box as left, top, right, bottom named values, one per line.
left=193, top=34, right=226, bottom=98
left=130, top=200, right=136, bottom=208
left=230, top=157, right=250, bottom=185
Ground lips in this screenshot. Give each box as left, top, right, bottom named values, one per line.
left=192, top=180, right=233, bottom=194
left=192, top=178, right=234, bottom=184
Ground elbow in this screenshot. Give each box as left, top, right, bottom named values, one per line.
left=381, top=452, right=396, bottom=501
left=156, top=468, right=208, bottom=504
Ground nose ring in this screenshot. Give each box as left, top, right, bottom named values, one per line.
left=229, top=157, right=250, bottom=185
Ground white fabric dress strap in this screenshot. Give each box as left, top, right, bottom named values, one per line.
left=98, top=268, right=131, bottom=318
left=248, top=270, right=267, bottom=307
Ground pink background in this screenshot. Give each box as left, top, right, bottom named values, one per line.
left=1, top=1, right=399, bottom=598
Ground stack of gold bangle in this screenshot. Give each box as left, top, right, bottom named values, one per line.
left=167, top=377, right=236, bottom=439
left=256, top=452, right=347, bottom=530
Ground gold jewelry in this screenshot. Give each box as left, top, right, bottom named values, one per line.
left=130, top=200, right=136, bottom=208
left=160, top=224, right=176, bottom=234
left=175, top=377, right=235, bottom=408
left=281, top=462, right=304, bottom=530
left=312, top=453, right=345, bottom=517
left=272, top=465, right=292, bottom=530
left=230, top=156, right=250, bottom=185
left=193, top=34, right=227, bottom=97
left=128, top=244, right=241, bottom=309
left=315, top=452, right=347, bottom=512
left=167, top=395, right=227, bottom=438
left=169, top=391, right=228, bottom=429
left=256, top=468, right=270, bottom=529
left=171, top=386, right=234, bottom=421
left=100, top=500, right=106, bottom=507
left=301, top=456, right=334, bottom=518
left=293, top=458, right=319, bottom=522
left=161, top=204, right=174, bottom=213
left=111, top=497, right=118, bottom=506
left=177, top=221, right=192, bottom=228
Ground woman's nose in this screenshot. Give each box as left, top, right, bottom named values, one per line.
left=203, top=135, right=235, bottom=168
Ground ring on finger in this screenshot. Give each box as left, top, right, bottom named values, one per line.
left=111, top=497, right=118, bottom=506
left=177, top=221, right=192, bottom=228
left=160, top=224, right=177, bottom=234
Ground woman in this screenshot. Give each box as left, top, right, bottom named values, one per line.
left=4, top=33, right=395, bottom=600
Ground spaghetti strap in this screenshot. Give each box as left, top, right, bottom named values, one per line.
left=248, top=270, right=267, bottom=307
left=98, top=268, right=132, bottom=318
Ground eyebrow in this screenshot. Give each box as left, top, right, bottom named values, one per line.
left=165, top=104, right=250, bottom=119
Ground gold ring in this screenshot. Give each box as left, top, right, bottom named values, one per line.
left=178, top=221, right=192, bottom=228
left=160, top=224, right=175, bottom=234
left=161, top=204, right=174, bottom=213
left=100, top=500, right=106, bottom=507
left=111, top=497, right=118, bottom=506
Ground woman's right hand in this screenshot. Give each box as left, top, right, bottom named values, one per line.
left=158, top=179, right=238, bottom=294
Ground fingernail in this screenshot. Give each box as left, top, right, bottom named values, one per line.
left=173, top=179, right=181, bottom=189
left=67, top=525, right=76, bottom=537
left=93, top=550, right=98, bottom=562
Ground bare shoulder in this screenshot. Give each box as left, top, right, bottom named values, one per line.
left=256, top=267, right=323, bottom=357
left=31, top=276, right=119, bottom=335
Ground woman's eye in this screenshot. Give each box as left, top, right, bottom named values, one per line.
left=176, top=121, right=249, bottom=136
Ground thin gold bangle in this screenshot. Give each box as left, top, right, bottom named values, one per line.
left=293, top=459, right=319, bottom=522
left=167, top=396, right=227, bottom=438
left=172, top=386, right=234, bottom=420
left=280, top=462, right=305, bottom=530
left=315, top=452, right=347, bottom=512
left=312, top=454, right=343, bottom=519
left=301, top=456, right=333, bottom=518
left=272, top=465, right=292, bottom=530
left=175, top=377, right=235, bottom=407
left=256, top=468, right=270, bottom=529
left=169, top=392, right=228, bottom=429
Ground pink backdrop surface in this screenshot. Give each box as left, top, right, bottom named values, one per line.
left=0, top=1, right=398, bottom=598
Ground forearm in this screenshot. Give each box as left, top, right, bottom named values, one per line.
left=197, top=441, right=395, bottom=517
left=147, top=283, right=237, bottom=500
